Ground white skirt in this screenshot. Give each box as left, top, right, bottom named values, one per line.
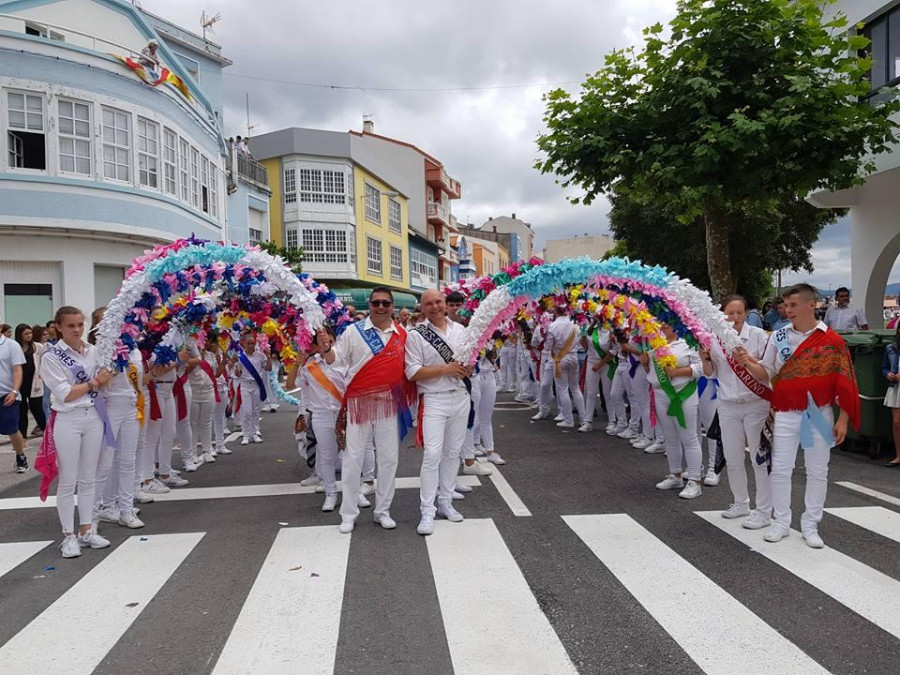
left=884, top=385, right=900, bottom=409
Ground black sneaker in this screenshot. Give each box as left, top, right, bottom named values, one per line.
left=15, top=454, right=28, bottom=474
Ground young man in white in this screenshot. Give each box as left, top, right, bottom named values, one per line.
left=234, top=331, right=271, bottom=445
left=545, top=307, right=586, bottom=429
left=406, top=289, right=472, bottom=535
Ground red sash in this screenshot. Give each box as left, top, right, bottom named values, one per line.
left=772, top=328, right=860, bottom=429
left=148, top=381, right=162, bottom=421
left=199, top=360, right=222, bottom=403
left=173, top=374, right=189, bottom=420
left=724, top=349, right=772, bottom=402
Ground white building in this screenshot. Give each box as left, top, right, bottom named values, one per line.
left=0, top=0, right=269, bottom=327
left=542, top=234, right=613, bottom=263
left=808, top=0, right=900, bottom=323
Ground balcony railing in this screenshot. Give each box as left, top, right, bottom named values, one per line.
left=426, top=167, right=462, bottom=198
left=0, top=12, right=140, bottom=56
left=427, top=201, right=448, bottom=225
left=236, top=153, right=269, bottom=191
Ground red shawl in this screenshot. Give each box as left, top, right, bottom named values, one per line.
left=772, top=328, right=860, bottom=430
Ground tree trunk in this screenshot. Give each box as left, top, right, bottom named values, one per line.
left=703, top=205, right=735, bottom=302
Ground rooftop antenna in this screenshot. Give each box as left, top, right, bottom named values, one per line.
left=201, top=10, right=222, bottom=42
left=245, top=92, right=258, bottom=137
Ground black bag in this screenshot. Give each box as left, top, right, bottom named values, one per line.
left=707, top=412, right=726, bottom=474
left=756, top=410, right=775, bottom=474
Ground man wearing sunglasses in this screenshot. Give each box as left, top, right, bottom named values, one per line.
left=319, top=288, right=416, bottom=533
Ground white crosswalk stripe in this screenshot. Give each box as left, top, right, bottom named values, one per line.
left=697, top=511, right=900, bottom=638
left=825, top=506, right=900, bottom=544
left=564, top=514, right=829, bottom=675
left=0, top=533, right=204, bottom=675
left=0, top=540, right=52, bottom=579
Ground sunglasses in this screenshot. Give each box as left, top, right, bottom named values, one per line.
left=370, top=300, right=393, bottom=308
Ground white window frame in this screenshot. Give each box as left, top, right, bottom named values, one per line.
left=284, top=168, right=297, bottom=204
left=286, top=228, right=299, bottom=250
left=162, top=128, right=178, bottom=196
left=137, top=117, right=160, bottom=189
left=178, top=137, right=190, bottom=202
left=101, top=106, right=131, bottom=183
left=389, top=245, right=403, bottom=280
left=248, top=227, right=262, bottom=245
left=57, top=98, right=91, bottom=177
left=297, top=167, right=346, bottom=204
left=209, top=161, right=218, bottom=219
left=388, top=198, right=402, bottom=234
left=365, top=183, right=381, bottom=224
left=7, top=90, right=47, bottom=173
left=190, top=146, right=200, bottom=208
left=366, top=236, right=382, bottom=274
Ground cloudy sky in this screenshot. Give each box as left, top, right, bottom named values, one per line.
left=145, top=0, right=890, bottom=291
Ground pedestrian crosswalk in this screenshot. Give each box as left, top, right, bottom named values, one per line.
left=0, top=508, right=898, bottom=674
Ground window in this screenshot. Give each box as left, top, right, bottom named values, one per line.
left=7, top=92, right=46, bottom=170
left=863, top=8, right=900, bottom=100
left=248, top=228, right=262, bottom=245
left=286, top=228, right=299, bottom=250
left=201, top=156, right=210, bottom=213
left=190, top=146, right=200, bottom=208
left=163, top=128, right=178, bottom=195
left=366, top=236, right=382, bottom=274
left=137, top=118, right=159, bottom=188
left=411, top=248, right=438, bottom=287
left=102, top=107, right=130, bottom=181
left=58, top=99, right=91, bottom=176
left=389, top=245, right=403, bottom=280
left=388, top=198, right=402, bottom=234
left=284, top=168, right=297, bottom=203
left=178, top=138, right=190, bottom=202
left=25, top=22, right=64, bottom=41
left=364, top=183, right=381, bottom=223
left=301, top=229, right=349, bottom=264
left=298, top=167, right=345, bottom=203
left=209, top=163, right=218, bottom=219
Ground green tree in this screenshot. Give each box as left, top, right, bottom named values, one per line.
left=607, top=190, right=842, bottom=306
left=537, top=0, right=898, bottom=300
left=258, top=240, right=304, bottom=271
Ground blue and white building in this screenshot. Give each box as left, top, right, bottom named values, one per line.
left=0, top=0, right=269, bottom=327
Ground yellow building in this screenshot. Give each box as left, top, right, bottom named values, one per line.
left=353, top=165, right=410, bottom=291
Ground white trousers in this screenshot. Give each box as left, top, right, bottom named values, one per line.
left=95, top=397, right=140, bottom=513
left=175, top=383, right=193, bottom=466
left=53, top=407, right=103, bottom=533
left=340, top=415, right=399, bottom=521
left=718, top=399, right=772, bottom=514
left=420, top=390, right=469, bottom=517
left=583, top=361, right=613, bottom=424
left=554, top=357, right=585, bottom=426
left=771, top=407, right=833, bottom=532
left=133, top=395, right=149, bottom=485
left=628, top=368, right=651, bottom=436
left=213, top=397, right=227, bottom=448
left=239, top=381, right=262, bottom=439
left=500, top=354, right=517, bottom=391
left=190, top=397, right=215, bottom=454
left=462, top=378, right=481, bottom=461
left=311, top=409, right=339, bottom=497
left=653, top=386, right=702, bottom=480
left=144, top=383, right=175, bottom=476
left=608, top=366, right=629, bottom=427
left=477, top=372, right=496, bottom=452
left=537, top=358, right=555, bottom=415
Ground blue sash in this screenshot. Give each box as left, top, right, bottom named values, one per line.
left=628, top=354, right=640, bottom=378
left=355, top=322, right=386, bottom=357
left=239, top=350, right=267, bottom=401
left=47, top=344, right=117, bottom=449
left=697, top=376, right=719, bottom=400
left=773, top=328, right=794, bottom=366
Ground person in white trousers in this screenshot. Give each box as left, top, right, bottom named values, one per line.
left=607, top=330, right=630, bottom=436
left=39, top=306, right=114, bottom=558
left=499, top=334, right=518, bottom=393
left=545, top=308, right=585, bottom=429
left=644, top=322, right=704, bottom=499
left=93, top=341, right=144, bottom=530
left=234, top=331, right=271, bottom=445
left=739, top=283, right=857, bottom=549
left=530, top=323, right=557, bottom=421
left=208, top=341, right=232, bottom=456
left=174, top=337, right=201, bottom=470
left=406, top=289, right=471, bottom=536
left=189, top=344, right=219, bottom=464
left=580, top=324, right=616, bottom=433
left=320, top=288, right=412, bottom=534
left=700, top=294, right=771, bottom=530
left=476, top=350, right=505, bottom=465
left=143, top=347, right=188, bottom=490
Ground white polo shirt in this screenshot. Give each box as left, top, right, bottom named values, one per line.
left=0, top=335, right=25, bottom=396
left=405, top=318, right=468, bottom=395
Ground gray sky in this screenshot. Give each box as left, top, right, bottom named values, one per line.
left=144, top=0, right=887, bottom=291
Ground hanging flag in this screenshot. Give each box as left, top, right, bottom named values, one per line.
left=112, top=54, right=193, bottom=102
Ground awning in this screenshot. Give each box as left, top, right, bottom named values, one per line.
left=332, top=288, right=419, bottom=311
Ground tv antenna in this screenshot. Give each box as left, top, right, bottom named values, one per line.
left=201, top=11, right=222, bottom=42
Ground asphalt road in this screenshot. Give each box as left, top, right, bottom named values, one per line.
left=0, top=393, right=898, bottom=675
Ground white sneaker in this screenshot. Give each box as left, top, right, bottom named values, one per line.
left=643, top=441, right=666, bottom=454
left=98, top=507, right=120, bottom=524
left=703, top=469, right=720, bottom=487
left=322, top=495, right=338, bottom=512
left=360, top=482, right=376, bottom=497
left=578, top=423, right=593, bottom=433
left=315, top=484, right=325, bottom=494
left=452, top=491, right=465, bottom=500
left=375, top=514, right=396, bottom=530
left=357, top=492, right=371, bottom=508
left=60, top=535, right=81, bottom=559
left=655, top=474, right=685, bottom=490
left=742, top=510, right=772, bottom=530
left=531, top=412, right=550, bottom=421
left=802, top=531, right=825, bottom=549
left=201, top=452, right=216, bottom=464
left=252, top=435, right=263, bottom=444
left=474, top=447, right=486, bottom=457
left=217, top=445, right=233, bottom=455
left=437, top=504, right=464, bottom=522
left=145, top=479, right=170, bottom=494
left=455, top=482, right=473, bottom=493
left=617, top=428, right=637, bottom=440
left=241, top=438, right=250, bottom=446
left=605, top=423, right=617, bottom=434
left=553, top=414, right=565, bottom=422
left=678, top=480, right=702, bottom=499
left=183, top=461, right=199, bottom=473
left=462, top=462, right=492, bottom=476
left=764, top=525, right=791, bottom=543
left=300, top=474, right=322, bottom=488
left=486, top=453, right=506, bottom=465
left=632, top=436, right=653, bottom=449
left=721, top=504, right=751, bottom=520
left=417, top=514, right=435, bottom=535
left=134, top=489, right=155, bottom=504
left=77, top=529, right=110, bottom=549
left=118, top=509, right=145, bottom=529
left=161, top=474, right=189, bottom=488
left=339, top=518, right=355, bottom=534
left=474, top=443, right=485, bottom=454
left=556, top=420, right=574, bottom=429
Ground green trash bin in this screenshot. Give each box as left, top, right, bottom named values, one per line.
left=839, top=330, right=894, bottom=458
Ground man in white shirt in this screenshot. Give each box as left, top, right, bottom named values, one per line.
left=824, top=287, right=869, bottom=331
left=545, top=307, right=586, bottom=429
left=405, top=289, right=471, bottom=536
left=0, top=319, right=27, bottom=473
